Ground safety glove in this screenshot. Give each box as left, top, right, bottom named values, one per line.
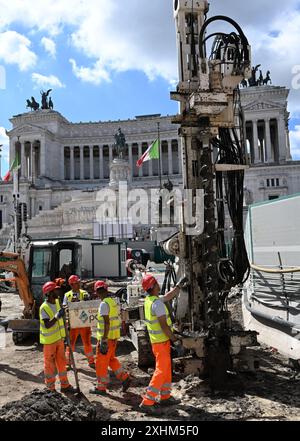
left=176, top=276, right=189, bottom=289
left=173, top=339, right=185, bottom=357
left=100, top=339, right=108, bottom=355
left=83, top=292, right=90, bottom=301
left=55, top=308, right=65, bottom=320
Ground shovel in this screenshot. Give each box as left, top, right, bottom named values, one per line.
left=63, top=314, right=81, bottom=395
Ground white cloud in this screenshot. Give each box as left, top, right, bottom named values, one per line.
left=41, top=36, right=56, bottom=58
left=32, top=73, right=65, bottom=89
left=69, top=58, right=110, bottom=85
left=0, top=0, right=300, bottom=115
left=289, top=126, right=300, bottom=160
left=0, top=30, right=37, bottom=71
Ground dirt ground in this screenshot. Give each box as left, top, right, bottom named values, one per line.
left=0, top=291, right=300, bottom=421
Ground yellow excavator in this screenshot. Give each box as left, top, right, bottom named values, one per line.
left=0, top=240, right=81, bottom=344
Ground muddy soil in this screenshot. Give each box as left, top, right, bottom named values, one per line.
left=0, top=291, right=299, bottom=421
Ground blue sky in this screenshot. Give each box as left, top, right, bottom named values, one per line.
left=1, top=0, right=300, bottom=175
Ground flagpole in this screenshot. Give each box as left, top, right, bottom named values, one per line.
left=157, top=122, right=162, bottom=190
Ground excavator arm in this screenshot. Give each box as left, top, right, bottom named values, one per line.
left=0, top=252, right=35, bottom=318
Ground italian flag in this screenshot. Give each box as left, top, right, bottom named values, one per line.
left=3, top=154, right=20, bottom=182
left=136, top=139, right=159, bottom=168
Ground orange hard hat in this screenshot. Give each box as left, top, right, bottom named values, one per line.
left=43, top=281, right=59, bottom=295
left=142, top=274, right=157, bottom=292
left=94, top=280, right=108, bottom=291
left=68, top=275, right=81, bottom=285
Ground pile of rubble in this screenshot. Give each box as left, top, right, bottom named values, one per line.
left=0, top=389, right=96, bottom=421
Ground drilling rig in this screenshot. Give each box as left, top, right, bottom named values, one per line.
left=163, top=0, right=258, bottom=387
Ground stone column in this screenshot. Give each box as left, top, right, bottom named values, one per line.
left=31, top=143, right=36, bottom=182
left=128, top=144, right=133, bottom=179
left=89, top=146, right=94, bottom=180
left=178, top=141, right=183, bottom=175
left=70, top=146, right=75, bottom=180
left=148, top=143, right=153, bottom=177
left=265, top=118, right=272, bottom=163
left=168, top=140, right=173, bottom=175
left=61, top=146, right=65, bottom=180
left=40, top=138, right=46, bottom=176
left=253, top=120, right=260, bottom=164
left=99, top=146, right=104, bottom=179
left=277, top=114, right=288, bottom=162
left=80, top=146, right=84, bottom=180
left=109, top=145, right=113, bottom=163
left=21, top=141, right=26, bottom=178
left=138, top=143, right=143, bottom=177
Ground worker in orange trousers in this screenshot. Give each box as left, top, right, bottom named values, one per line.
left=63, top=275, right=95, bottom=369
left=139, top=274, right=188, bottom=415
left=40, top=281, right=75, bottom=394
left=90, top=281, right=132, bottom=395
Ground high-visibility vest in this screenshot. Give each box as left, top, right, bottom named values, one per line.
left=65, top=289, right=88, bottom=302
left=97, top=297, right=121, bottom=341
left=39, top=300, right=66, bottom=345
left=144, top=296, right=173, bottom=344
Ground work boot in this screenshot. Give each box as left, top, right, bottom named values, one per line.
left=61, top=385, right=77, bottom=395
left=122, top=375, right=132, bottom=392
left=160, top=396, right=181, bottom=407
left=139, top=403, right=161, bottom=415
left=66, top=364, right=72, bottom=371
left=89, top=387, right=107, bottom=396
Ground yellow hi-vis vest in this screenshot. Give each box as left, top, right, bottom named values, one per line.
left=65, top=289, right=87, bottom=302
left=97, top=297, right=121, bottom=341
left=144, top=296, right=173, bottom=344
left=39, top=300, right=66, bottom=345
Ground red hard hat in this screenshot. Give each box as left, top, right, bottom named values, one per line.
left=94, top=281, right=108, bottom=291
left=142, top=274, right=157, bottom=292
left=68, top=275, right=80, bottom=285
left=43, top=281, right=59, bottom=295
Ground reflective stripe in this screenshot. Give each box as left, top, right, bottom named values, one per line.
left=98, top=377, right=109, bottom=383
left=40, top=329, right=60, bottom=337
left=45, top=374, right=56, bottom=380
left=58, top=371, right=67, bottom=377
left=145, top=319, right=159, bottom=325
left=162, top=383, right=171, bottom=388
left=147, top=386, right=160, bottom=394
left=85, top=352, right=94, bottom=357
left=114, top=368, right=123, bottom=376
left=161, top=390, right=171, bottom=396
left=144, top=394, right=157, bottom=402
left=148, top=330, right=163, bottom=335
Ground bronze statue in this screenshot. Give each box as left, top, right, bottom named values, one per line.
left=113, top=128, right=127, bottom=159
left=26, top=97, right=39, bottom=111
left=41, top=89, right=52, bottom=109
left=263, top=71, right=272, bottom=85
left=49, top=97, right=54, bottom=110
left=248, top=64, right=261, bottom=87
left=240, top=79, right=248, bottom=88
left=258, top=70, right=264, bottom=86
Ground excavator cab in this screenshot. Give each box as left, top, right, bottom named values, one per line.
left=28, top=241, right=81, bottom=307
left=9, top=240, right=81, bottom=344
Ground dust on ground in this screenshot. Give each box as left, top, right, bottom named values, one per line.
left=0, top=291, right=300, bottom=421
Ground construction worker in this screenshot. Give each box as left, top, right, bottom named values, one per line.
left=40, top=281, right=75, bottom=394
left=139, top=274, right=188, bottom=414
left=63, top=275, right=95, bottom=369
left=90, top=281, right=131, bottom=395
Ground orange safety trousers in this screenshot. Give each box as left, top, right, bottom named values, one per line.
left=95, top=340, right=129, bottom=391
left=142, top=340, right=172, bottom=406
left=43, top=339, right=70, bottom=391
left=65, top=327, right=95, bottom=365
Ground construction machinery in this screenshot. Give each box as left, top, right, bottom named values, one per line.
left=0, top=240, right=82, bottom=343
left=157, top=0, right=259, bottom=387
